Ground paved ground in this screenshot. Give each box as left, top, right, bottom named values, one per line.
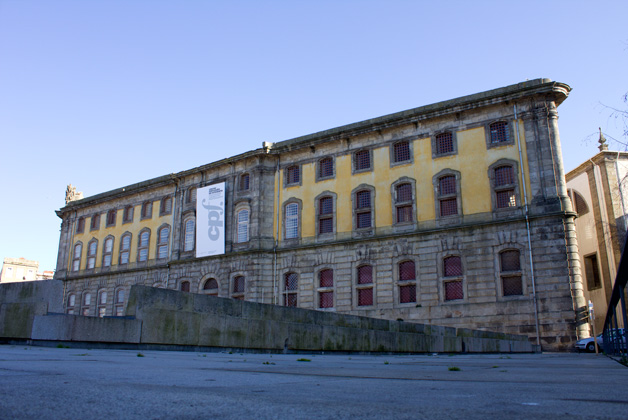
left=0, top=345, right=626, bottom=419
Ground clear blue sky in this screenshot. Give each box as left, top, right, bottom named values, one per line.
left=1, top=0, right=627, bottom=272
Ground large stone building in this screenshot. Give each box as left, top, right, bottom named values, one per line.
left=54, top=79, right=585, bottom=350
left=566, top=134, right=628, bottom=333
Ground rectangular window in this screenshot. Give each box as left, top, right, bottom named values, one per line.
left=438, top=175, right=459, bottom=217
left=318, top=157, right=334, bottom=179
left=239, top=174, right=250, bottom=191
left=584, top=254, right=601, bottom=290
left=284, top=272, right=298, bottom=307
left=123, top=206, right=134, bottom=223
left=76, top=217, right=85, bottom=233
left=398, top=261, right=416, bottom=304
left=490, top=121, right=509, bottom=144
left=141, top=202, right=153, bottom=219
left=106, top=210, right=116, bottom=227
left=90, top=214, right=100, bottom=231
left=393, top=141, right=411, bottom=163
left=285, top=203, right=299, bottom=239
left=357, top=265, right=374, bottom=306
left=237, top=209, right=249, bottom=243
left=354, top=150, right=371, bottom=172
left=445, top=280, right=463, bottom=301
left=355, top=190, right=372, bottom=229
left=319, top=196, right=334, bottom=235
left=435, top=132, right=453, bottom=155
left=286, top=166, right=300, bottom=185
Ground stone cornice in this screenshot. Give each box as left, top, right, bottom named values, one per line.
left=566, top=150, right=628, bottom=181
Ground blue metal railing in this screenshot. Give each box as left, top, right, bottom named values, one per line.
left=602, top=236, right=628, bottom=357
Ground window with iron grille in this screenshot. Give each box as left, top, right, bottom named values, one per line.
left=72, top=242, right=82, bottom=272
left=186, top=187, right=197, bottom=203
left=119, top=233, right=131, bottom=264
left=355, top=189, right=372, bottom=229
left=236, top=208, right=249, bottom=243
left=232, top=276, right=245, bottom=299
left=395, top=182, right=414, bottom=224
left=76, top=217, right=85, bottom=233
left=122, top=206, right=134, bottom=223
left=354, top=150, right=371, bottom=172
left=489, top=121, right=509, bottom=144
left=285, top=202, right=299, bottom=239
left=285, top=165, right=300, bottom=185
left=239, top=174, right=250, bottom=191
left=184, top=219, right=195, bottom=252
left=203, top=278, right=219, bottom=296
left=318, top=269, right=334, bottom=309
left=284, top=272, right=298, bottom=307
left=138, top=230, right=150, bottom=262
left=106, top=209, right=117, bottom=227
left=157, top=226, right=170, bottom=259
left=87, top=240, right=97, bottom=269
left=357, top=265, right=374, bottom=306
left=398, top=260, right=416, bottom=303
left=90, top=214, right=100, bottom=231
left=435, top=132, right=454, bottom=155
left=318, top=196, right=334, bottom=235
left=438, top=175, right=459, bottom=217
left=160, top=197, right=172, bottom=215
left=584, top=253, right=601, bottom=290
left=443, top=256, right=463, bottom=301
left=393, top=141, right=411, bottom=163
left=493, top=165, right=517, bottom=209
left=141, top=202, right=153, bottom=219
left=500, top=250, right=522, bottom=296
left=102, top=236, right=114, bottom=267
left=318, top=157, right=334, bottom=180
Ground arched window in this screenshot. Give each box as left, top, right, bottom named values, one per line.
left=72, top=242, right=82, bottom=272
left=119, top=233, right=131, bottom=264
left=97, top=289, right=107, bottom=317
left=394, top=182, right=414, bottom=224
left=102, top=236, right=114, bottom=267
left=284, top=272, right=298, bottom=307
left=494, top=165, right=517, bottom=208
left=138, top=230, right=150, bottom=262
left=438, top=175, right=458, bottom=216
left=184, top=219, right=195, bottom=252
left=500, top=250, right=522, bottom=296
left=354, top=189, right=373, bottom=229
left=86, top=240, right=98, bottom=269
left=318, top=195, right=334, bottom=235
left=318, top=269, right=334, bottom=309
left=398, top=260, right=416, bottom=303
left=232, top=276, right=245, bottom=300
left=236, top=209, right=249, bottom=243
left=82, top=292, right=91, bottom=316
left=180, top=281, right=190, bottom=292
left=157, top=225, right=170, bottom=259
left=66, top=293, right=76, bottom=314
left=356, top=265, right=374, bottom=306
left=202, top=278, right=219, bottom=296
left=443, top=256, right=463, bottom=301
left=114, top=288, right=125, bottom=316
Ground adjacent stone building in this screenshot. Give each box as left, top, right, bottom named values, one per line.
left=0, top=258, right=53, bottom=283
left=566, top=134, right=628, bottom=333
left=54, top=79, right=585, bottom=350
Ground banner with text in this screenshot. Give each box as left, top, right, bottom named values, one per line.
left=196, top=182, right=225, bottom=258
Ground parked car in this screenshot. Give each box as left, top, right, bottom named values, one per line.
left=575, top=329, right=626, bottom=352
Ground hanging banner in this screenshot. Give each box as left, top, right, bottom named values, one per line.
left=196, top=182, right=226, bottom=257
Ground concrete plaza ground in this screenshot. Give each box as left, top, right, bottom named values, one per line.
left=0, top=345, right=626, bottom=419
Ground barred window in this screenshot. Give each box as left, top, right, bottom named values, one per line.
left=393, top=141, right=411, bottom=163
left=318, top=157, right=334, bottom=179
left=123, top=206, right=134, bottom=223
left=500, top=250, right=523, bottom=296
left=443, top=256, right=463, bottom=301
left=318, top=196, right=334, bottom=234
left=398, top=260, right=416, bottom=304
left=395, top=182, right=414, bottom=224
left=357, top=265, right=374, bottom=306
left=72, top=242, right=82, bottom=272
left=435, top=132, right=454, bottom=155
left=354, top=150, right=371, bottom=171
left=286, top=166, right=300, bottom=185
left=490, top=121, right=509, bottom=144
left=284, top=272, right=298, bottom=307
left=184, top=219, right=195, bottom=252
left=285, top=203, right=299, bottom=239
left=355, top=190, right=372, bottom=229
left=493, top=165, right=517, bottom=209
left=438, top=175, right=459, bottom=217
left=119, top=233, right=131, bottom=264
left=232, top=276, right=245, bottom=300
left=318, top=269, right=334, bottom=309
left=203, top=278, right=219, bottom=296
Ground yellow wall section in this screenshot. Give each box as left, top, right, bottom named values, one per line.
left=275, top=122, right=531, bottom=240
left=70, top=200, right=172, bottom=270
